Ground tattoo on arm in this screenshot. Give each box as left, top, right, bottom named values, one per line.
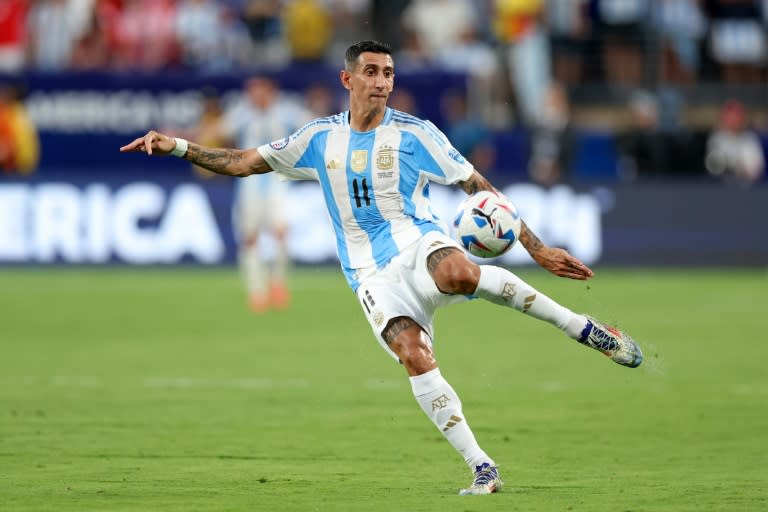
left=382, top=316, right=418, bottom=345
left=185, top=144, right=247, bottom=176
left=426, top=247, right=460, bottom=275
left=185, top=145, right=270, bottom=177
left=458, top=171, right=496, bottom=195
left=519, top=221, right=545, bottom=255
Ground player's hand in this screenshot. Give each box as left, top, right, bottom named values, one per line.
left=119, top=130, right=176, bottom=156
left=531, top=247, right=594, bottom=280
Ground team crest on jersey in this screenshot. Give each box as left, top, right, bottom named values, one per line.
left=376, top=146, right=394, bottom=170
left=270, top=137, right=289, bottom=150
left=351, top=150, right=368, bottom=173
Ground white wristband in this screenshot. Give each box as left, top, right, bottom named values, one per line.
left=170, top=137, right=188, bottom=158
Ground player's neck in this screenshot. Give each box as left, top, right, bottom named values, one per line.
left=348, top=105, right=386, bottom=132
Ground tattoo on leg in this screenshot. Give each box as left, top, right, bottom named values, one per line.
left=382, top=316, right=418, bottom=345
left=427, top=247, right=460, bottom=275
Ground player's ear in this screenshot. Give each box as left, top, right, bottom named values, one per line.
left=340, top=69, right=352, bottom=91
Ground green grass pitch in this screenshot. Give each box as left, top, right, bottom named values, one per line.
left=2, top=267, right=767, bottom=511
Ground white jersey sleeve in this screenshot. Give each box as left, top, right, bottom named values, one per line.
left=256, top=117, right=337, bottom=181
left=399, top=117, right=475, bottom=185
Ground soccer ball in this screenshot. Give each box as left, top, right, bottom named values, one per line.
left=453, top=191, right=522, bottom=258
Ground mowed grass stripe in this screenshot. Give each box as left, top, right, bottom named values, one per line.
left=1, top=267, right=767, bottom=512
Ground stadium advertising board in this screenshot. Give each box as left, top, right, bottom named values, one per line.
left=1, top=178, right=764, bottom=266
left=17, top=71, right=464, bottom=171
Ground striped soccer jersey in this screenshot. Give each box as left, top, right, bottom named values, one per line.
left=226, top=97, right=309, bottom=200
left=257, top=107, right=474, bottom=291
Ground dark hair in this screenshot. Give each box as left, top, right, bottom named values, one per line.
left=344, top=40, right=392, bottom=70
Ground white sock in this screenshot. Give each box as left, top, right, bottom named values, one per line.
left=474, top=265, right=588, bottom=340
left=239, top=245, right=266, bottom=295
left=410, top=368, right=493, bottom=470
left=272, top=239, right=289, bottom=283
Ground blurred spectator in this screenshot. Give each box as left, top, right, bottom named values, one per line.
left=704, top=0, right=767, bottom=83
left=0, top=0, right=28, bottom=72
left=241, top=0, right=287, bottom=67
left=188, top=87, right=229, bottom=179
left=175, top=0, right=251, bottom=72
left=26, top=0, right=90, bottom=71
left=402, top=0, right=477, bottom=59
left=705, top=99, right=765, bottom=184
left=654, top=0, right=708, bottom=85
left=435, top=24, right=504, bottom=126
left=545, top=0, right=589, bottom=85
left=322, top=0, right=372, bottom=64
left=175, top=0, right=226, bottom=68
left=528, top=82, right=575, bottom=186
left=241, top=0, right=280, bottom=41
left=493, top=0, right=551, bottom=125
left=393, top=29, right=433, bottom=72
left=370, top=0, right=410, bottom=50
left=283, top=0, right=331, bottom=62
left=70, top=9, right=111, bottom=69
left=0, top=82, right=40, bottom=175
left=111, top=0, right=179, bottom=70
left=441, top=89, right=497, bottom=177
left=593, top=0, right=650, bottom=86
left=616, top=89, right=668, bottom=179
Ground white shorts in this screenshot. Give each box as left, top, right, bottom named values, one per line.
left=355, top=231, right=469, bottom=362
left=233, top=177, right=288, bottom=238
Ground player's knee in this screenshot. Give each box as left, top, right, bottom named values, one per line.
left=383, top=318, right=436, bottom=374
left=392, top=337, right=435, bottom=374
left=433, top=258, right=480, bottom=295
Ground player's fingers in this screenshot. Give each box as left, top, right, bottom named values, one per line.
left=566, top=257, right=593, bottom=277
left=558, top=269, right=590, bottom=280
left=144, top=132, right=156, bottom=155
left=119, top=137, right=145, bottom=152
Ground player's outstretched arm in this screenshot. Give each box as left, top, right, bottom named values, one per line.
left=457, top=171, right=593, bottom=280
left=119, top=130, right=272, bottom=177
left=519, top=221, right=594, bottom=280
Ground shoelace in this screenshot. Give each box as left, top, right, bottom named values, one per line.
left=589, top=326, right=620, bottom=352
left=472, top=464, right=498, bottom=486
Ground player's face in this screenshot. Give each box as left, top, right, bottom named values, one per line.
left=344, top=52, right=394, bottom=110
left=246, top=78, right=276, bottom=109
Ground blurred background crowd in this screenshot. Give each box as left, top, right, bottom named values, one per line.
left=1, top=0, right=767, bottom=185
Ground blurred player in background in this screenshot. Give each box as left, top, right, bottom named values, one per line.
left=223, top=76, right=311, bottom=312
left=121, top=40, right=643, bottom=496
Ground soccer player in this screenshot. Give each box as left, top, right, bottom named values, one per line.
left=222, top=76, right=311, bottom=312
left=120, top=40, right=643, bottom=496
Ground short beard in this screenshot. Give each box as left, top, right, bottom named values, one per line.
left=364, top=105, right=383, bottom=125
